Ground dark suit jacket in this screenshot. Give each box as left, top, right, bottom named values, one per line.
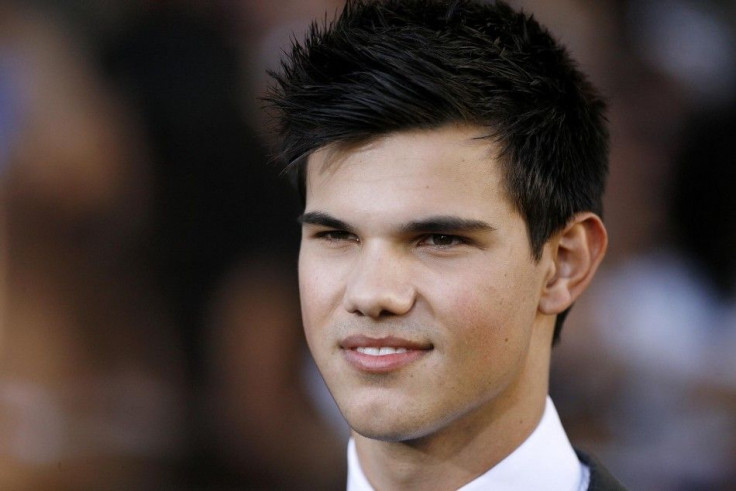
left=576, top=450, right=627, bottom=491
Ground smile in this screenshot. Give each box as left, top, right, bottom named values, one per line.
left=355, top=347, right=408, bottom=355
left=340, top=335, right=432, bottom=373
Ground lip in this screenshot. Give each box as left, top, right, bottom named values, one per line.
left=340, top=335, right=433, bottom=373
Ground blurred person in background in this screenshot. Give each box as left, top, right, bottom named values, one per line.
left=1, top=0, right=348, bottom=488
left=102, top=1, right=346, bottom=488
left=218, top=0, right=346, bottom=133
left=547, top=1, right=736, bottom=489
left=565, top=108, right=736, bottom=490
left=0, top=2, right=186, bottom=488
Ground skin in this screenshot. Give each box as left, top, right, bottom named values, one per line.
left=298, top=124, right=607, bottom=490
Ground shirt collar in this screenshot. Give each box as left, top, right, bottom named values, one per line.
left=347, top=396, right=589, bottom=491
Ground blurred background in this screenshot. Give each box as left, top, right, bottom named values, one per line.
left=0, top=0, right=734, bottom=489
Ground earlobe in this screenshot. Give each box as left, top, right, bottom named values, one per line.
left=538, top=212, right=608, bottom=315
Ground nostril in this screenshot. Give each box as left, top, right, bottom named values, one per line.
left=342, top=252, right=416, bottom=317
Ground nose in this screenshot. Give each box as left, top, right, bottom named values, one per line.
left=342, top=243, right=416, bottom=318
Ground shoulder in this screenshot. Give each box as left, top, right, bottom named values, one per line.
left=575, top=449, right=627, bottom=491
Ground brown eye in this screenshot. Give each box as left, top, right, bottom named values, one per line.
left=422, top=234, right=463, bottom=247
left=317, top=230, right=359, bottom=242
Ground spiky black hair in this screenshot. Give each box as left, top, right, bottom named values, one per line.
left=267, top=0, right=609, bottom=342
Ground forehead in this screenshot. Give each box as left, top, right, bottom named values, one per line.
left=303, top=125, right=516, bottom=220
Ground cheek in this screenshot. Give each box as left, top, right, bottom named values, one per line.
left=434, top=264, right=508, bottom=322
left=299, top=273, right=332, bottom=362
left=452, top=293, right=509, bottom=354
left=298, top=254, right=344, bottom=332
left=298, top=257, right=323, bottom=331
left=432, top=266, right=537, bottom=351
left=430, top=276, right=504, bottom=355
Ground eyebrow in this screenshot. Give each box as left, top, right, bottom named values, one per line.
left=298, top=212, right=494, bottom=234
left=400, top=216, right=495, bottom=234
left=298, top=211, right=355, bottom=233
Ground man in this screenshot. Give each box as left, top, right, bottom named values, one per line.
left=268, top=0, right=623, bottom=489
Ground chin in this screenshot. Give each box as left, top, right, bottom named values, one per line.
left=351, top=424, right=425, bottom=443
left=347, top=411, right=444, bottom=443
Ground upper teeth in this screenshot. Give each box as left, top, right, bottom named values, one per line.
left=356, top=347, right=408, bottom=356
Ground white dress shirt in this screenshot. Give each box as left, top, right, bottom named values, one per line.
left=347, top=396, right=590, bottom=490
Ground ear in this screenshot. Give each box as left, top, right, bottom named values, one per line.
left=538, top=212, right=608, bottom=315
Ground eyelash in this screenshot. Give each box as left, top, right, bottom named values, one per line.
left=313, top=230, right=468, bottom=248
left=418, top=234, right=467, bottom=248
left=314, top=230, right=359, bottom=242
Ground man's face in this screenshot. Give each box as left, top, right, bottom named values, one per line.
left=299, top=125, right=555, bottom=443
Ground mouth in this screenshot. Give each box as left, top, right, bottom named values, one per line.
left=355, top=346, right=408, bottom=355
left=340, top=335, right=433, bottom=373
